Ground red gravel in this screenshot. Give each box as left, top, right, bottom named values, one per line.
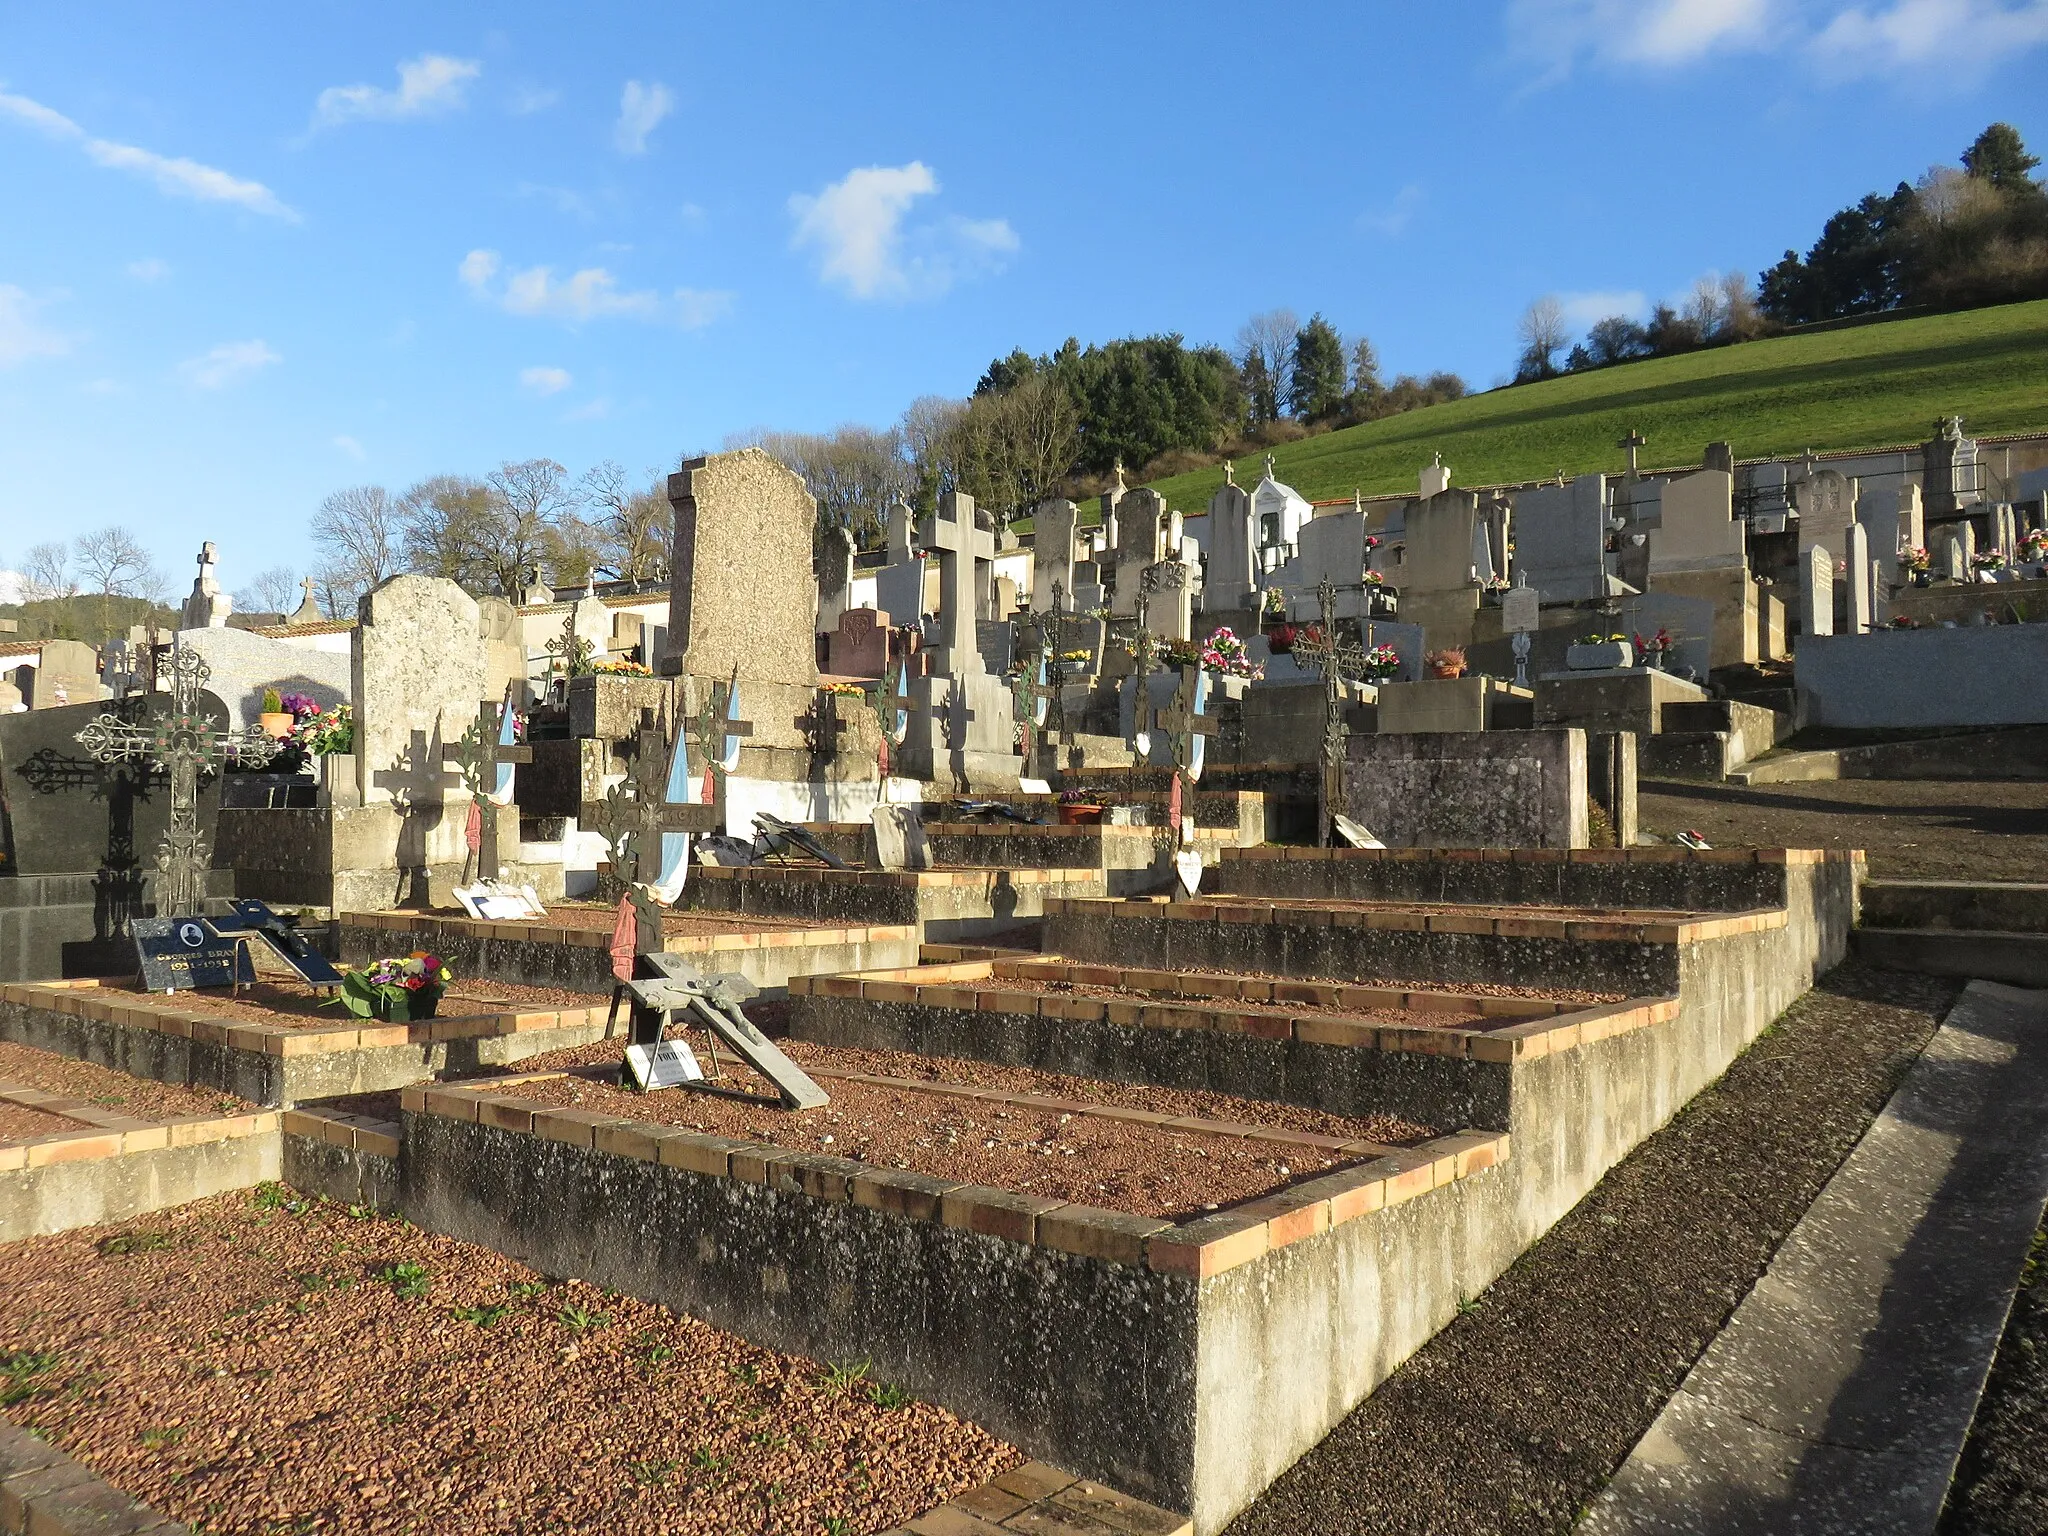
left=0, top=1102, right=82, bottom=1143
left=101, top=979, right=596, bottom=1028
left=0, top=1042, right=251, bottom=1121
left=497, top=1037, right=1435, bottom=1221
left=0, top=1188, right=1019, bottom=1535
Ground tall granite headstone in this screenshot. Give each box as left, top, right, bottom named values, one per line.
left=1205, top=468, right=1256, bottom=611
left=1800, top=545, right=1835, bottom=638
left=353, top=575, right=486, bottom=807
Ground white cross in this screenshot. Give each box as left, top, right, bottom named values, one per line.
left=917, top=491, right=994, bottom=675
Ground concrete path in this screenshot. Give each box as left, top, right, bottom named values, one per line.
left=1578, top=980, right=2048, bottom=1535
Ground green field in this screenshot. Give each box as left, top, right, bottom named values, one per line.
left=1142, top=298, right=2048, bottom=512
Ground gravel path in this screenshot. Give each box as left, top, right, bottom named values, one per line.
left=1221, top=962, right=1957, bottom=1536
left=1640, top=778, right=2048, bottom=881
left=0, top=1187, right=1017, bottom=1535
left=1943, top=1224, right=2048, bottom=1534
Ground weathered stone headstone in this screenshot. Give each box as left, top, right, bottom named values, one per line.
left=31, top=640, right=99, bottom=710
left=1138, top=558, right=1197, bottom=643
left=901, top=491, right=1017, bottom=790
left=1800, top=545, right=1835, bottom=637
left=353, top=575, right=486, bottom=806
left=570, top=596, right=611, bottom=661
left=1111, top=491, right=1177, bottom=619
left=1844, top=524, right=1872, bottom=633
left=827, top=608, right=891, bottom=678
left=1513, top=475, right=1614, bottom=600
left=1030, top=499, right=1080, bottom=615
left=1206, top=467, right=1256, bottom=611
left=1618, top=592, right=1715, bottom=680
left=1649, top=471, right=1742, bottom=573
left=1418, top=453, right=1451, bottom=499
left=287, top=577, right=323, bottom=627
left=1923, top=416, right=1981, bottom=517
left=817, top=524, right=856, bottom=635
left=477, top=596, right=526, bottom=702
left=1943, top=528, right=1969, bottom=582
left=180, top=542, right=233, bottom=631
left=1797, top=468, right=1856, bottom=555
left=875, top=501, right=925, bottom=625
left=869, top=803, right=930, bottom=872
left=1703, top=441, right=1735, bottom=476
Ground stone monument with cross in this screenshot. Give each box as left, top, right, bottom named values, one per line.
left=1152, top=664, right=1217, bottom=839
left=180, top=543, right=233, bottom=631
left=898, top=490, right=1018, bottom=791
left=582, top=704, right=701, bottom=901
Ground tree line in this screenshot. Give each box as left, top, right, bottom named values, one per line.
left=1512, top=123, right=2046, bottom=383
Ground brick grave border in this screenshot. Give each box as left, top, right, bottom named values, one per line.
left=338, top=910, right=922, bottom=997
left=0, top=978, right=616, bottom=1108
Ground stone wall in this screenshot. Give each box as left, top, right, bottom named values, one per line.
left=1344, top=729, right=1589, bottom=848
left=1796, top=624, right=2048, bottom=728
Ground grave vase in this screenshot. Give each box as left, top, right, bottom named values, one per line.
left=1057, top=802, right=1105, bottom=825
left=259, top=711, right=295, bottom=739
left=373, top=985, right=441, bottom=1022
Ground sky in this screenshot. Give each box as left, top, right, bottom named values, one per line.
left=2, top=0, right=2045, bottom=603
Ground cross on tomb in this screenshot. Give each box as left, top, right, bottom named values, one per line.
left=624, top=953, right=829, bottom=1109
left=681, top=667, right=754, bottom=833
left=797, top=688, right=852, bottom=760
left=544, top=604, right=594, bottom=680
left=73, top=646, right=281, bottom=918
left=1618, top=428, right=1647, bottom=480
left=371, top=728, right=467, bottom=813
left=874, top=657, right=911, bottom=775
left=917, top=492, right=995, bottom=675
left=1288, top=580, right=1370, bottom=848
left=1152, top=663, right=1217, bottom=839
left=448, top=686, right=534, bottom=882
left=581, top=705, right=703, bottom=896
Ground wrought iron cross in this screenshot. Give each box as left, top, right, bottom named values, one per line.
left=581, top=705, right=704, bottom=896
left=682, top=667, right=753, bottom=832
left=1287, top=581, right=1369, bottom=847
left=449, top=688, right=533, bottom=882
left=74, top=647, right=281, bottom=918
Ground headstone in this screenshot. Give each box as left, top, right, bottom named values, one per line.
left=1800, top=545, right=1835, bottom=637
left=993, top=574, right=1019, bottom=621
left=477, top=597, right=527, bottom=703
left=1844, top=524, right=1872, bottom=634
left=1895, top=482, right=1925, bottom=553
left=176, top=626, right=349, bottom=729
left=180, top=542, right=233, bottom=631
left=1923, top=416, right=1981, bottom=516
left=1418, top=453, right=1451, bottom=500
left=1099, top=461, right=1126, bottom=554
left=1205, top=469, right=1255, bottom=611
left=1275, top=510, right=1369, bottom=609
left=1749, top=461, right=1791, bottom=533
left=1943, top=528, right=1969, bottom=583
left=1138, top=558, right=1197, bottom=643
left=353, top=575, right=486, bottom=806
left=1512, top=475, right=1614, bottom=600
left=875, top=501, right=925, bottom=627
left=1617, top=591, right=1715, bottom=680
left=1030, top=499, right=1080, bottom=615
left=131, top=916, right=256, bottom=993
left=1112, top=490, right=1176, bottom=619
left=920, top=491, right=996, bottom=674
left=1648, top=471, right=1743, bottom=573
left=817, top=524, right=857, bottom=634
left=1703, top=441, right=1735, bottom=476
left=869, top=803, right=930, bottom=871
left=1402, top=490, right=1484, bottom=594
left=32, top=640, right=99, bottom=710
left=570, top=595, right=611, bottom=662
left=827, top=607, right=892, bottom=678
left=1469, top=517, right=1497, bottom=587
left=287, top=577, right=323, bottom=627
left=1797, top=468, right=1856, bottom=555
left=1501, top=582, right=1539, bottom=635
left=902, top=492, right=1017, bottom=790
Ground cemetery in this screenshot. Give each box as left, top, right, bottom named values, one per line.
left=1, top=426, right=2045, bottom=1536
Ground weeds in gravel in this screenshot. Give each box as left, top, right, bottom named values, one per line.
left=451, top=1303, right=511, bottom=1329
left=0, top=1351, right=63, bottom=1407
left=97, top=1230, right=172, bottom=1257
left=138, top=1425, right=186, bottom=1450
left=372, top=1262, right=431, bottom=1301
left=634, top=1335, right=677, bottom=1373
left=252, top=1185, right=310, bottom=1216
left=506, top=1280, right=548, bottom=1301
left=822, top=1518, right=855, bottom=1536
left=556, top=1302, right=609, bottom=1332
left=295, top=1268, right=355, bottom=1295
left=868, top=1381, right=913, bottom=1409
left=729, top=1360, right=759, bottom=1387
left=624, top=1456, right=676, bottom=1487
left=822, top=1358, right=870, bottom=1392
left=689, top=1445, right=731, bottom=1482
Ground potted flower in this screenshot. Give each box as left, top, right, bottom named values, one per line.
left=1424, top=648, right=1466, bottom=679
left=1266, top=622, right=1298, bottom=654
left=258, top=688, right=295, bottom=739
left=292, top=703, right=354, bottom=756
left=1198, top=627, right=1264, bottom=686
left=2020, top=529, right=2048, bottom=572
left=1632, top=628, right=1673, bottom=670
left=1900, top=545, right=1932, bottom=586
left=1362, top=643, right=1403, bottom=683
left=1973, top=550, right=2008, bottom=581
left=334, top=952, right=451, bottom=1022
left=1057, top=787, right=1104, bottom=826
left=1568, top=631, right=1634, bottom=670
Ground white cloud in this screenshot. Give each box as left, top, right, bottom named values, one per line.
left=126, top=257, right=169, bottom=283
left=333, top=434, right=366, bottom=460
left=564, top=396, right=612, bottom=421
left=180, top=339, right=280, bottom=389
left=460, top=248, right=731, bottom=328
left=520, top=364, right=572, bottom=395
left=517, top=182, right=596, bottom=219
left=1507, top=0, right=1771, bottom=78
left=509, top=83, right=560, bottom=115
left=314, top=54, right=481, bottom=127
left=1559, top=289, right=1650, bottom=327
left=1358, top=185, right=1425, bottom=238
left=0, top=285, right=71, bottom=366
left=0, top=87, right=296, bottom=219
left=788, top=162, right=1016, bottom=301
left=614, top=80, right=673, bottom=155
left=1813, top=0, right=2048, bottom=71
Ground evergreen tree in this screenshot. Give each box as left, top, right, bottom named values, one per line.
left=1287, top=313, right=1347, bottom=420
left=1962, top=122, right=2041, bottom=191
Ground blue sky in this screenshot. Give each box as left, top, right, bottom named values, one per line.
left=2, top=0, right=2044, bottom=599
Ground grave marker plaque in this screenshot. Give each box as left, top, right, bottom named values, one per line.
left=132, top=916, right=254, bottom=993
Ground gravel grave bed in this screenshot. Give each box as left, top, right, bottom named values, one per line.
left=1150, top=966, right=1626, bottom=1006
left=0, top=1041, right=250, bottom=1121
left=965, top=974, right=1490, bottom=1027
left=1641, top=777, right=2048, bottom=881
left=1221, top=961, right=1959, bottom=1536
left=0, top=1102, right=84, bottom=1143
left=419, top=903, right=824, bottom=936
left=0, top=1186, right=1017, bottom=1535
left=1943, top=1223, right=2048, bottom=1534
left=98, top=979, right=596, bottom=1027
left=496, top=1036, right=1434, bottom=1221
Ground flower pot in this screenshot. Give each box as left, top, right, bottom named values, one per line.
left=1265, top=624, right=1296, bottom=654
left=1567, top=641, right=1634, bottom=671
left=1912, top=571, right=1932, bottom=587
left=373, top=986, right=441, bottom=1022
left=259, top=712, right=296, bottom=739
left=1057, top=803, right=1104, bottom=826
left=1426, top=662, right=1465, bottom=680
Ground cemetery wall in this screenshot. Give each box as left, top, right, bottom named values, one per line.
left=1342, top=729, right=1590, bottom=848
left=0, top=1114, right=279, bottom=1242
left=1885, top=575, right=2048, bottom=628
left=1796, top=624, right=2048, bottom=728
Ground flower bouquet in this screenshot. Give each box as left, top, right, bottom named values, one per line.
left=293, top=703, right=354, bottom=756
left=1424, top=647, right=1467, bottom=679
left=334, top=952, right=451, bottom=1022
left=1361, top=643, right=1403, bottom=683
left=1198, top=627, right=1263, bottom=680
left=1973, top=550, right=2008, bottom=576
left=589, top=658, right=655, bottom=677
left=1632, top=627, right=1673, bottom=668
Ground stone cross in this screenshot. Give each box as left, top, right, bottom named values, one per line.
left=798, top=688, right=852, bottom=761
left=1618, top=429, right=1647, bottom=479
left=917, top=491, right=995, bottom=676
left=288, top=577, right=322, bottom=627
left=181, top=542, right=232, bottom=631
left=449, top=690, right=533, bottom=881
left=74, top=647, right=280, bottom=917
left=1152, top=665, right=1217, bottom=781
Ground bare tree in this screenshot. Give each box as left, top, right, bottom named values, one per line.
left=1718, top=271, right=1764, bottom=341
left=581, top=461, right=672, bottom=584
left=898, top=395, right=970, bottom=507
left=22, top=542, right=74, bottom=602
left=483, top=458, right=583, bottom=594
left=397, top=475, right=493, bottom=589
left=310, top=485, right=403, bottom=611
left=72, top=526, right=161, bottom=639
left=1235, top=309, right=1299, bottom=425
left=1515, top=295, right=1569, bottom=381
left=236, top=565, right=299, bottom=615
left=1682, top=275, right=1729, bottom=342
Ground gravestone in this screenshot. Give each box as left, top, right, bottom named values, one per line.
left=353, top=575, right=486, bottom=807
left=1276, top=510, right=1369, bottom=609
left=1418, top=453, right=1451, bottom=499
left=570, top=596, right=612, bottom=662
left=1502, top=579, right=1540, bottom=687
left=180, top=542, right=232, bottom=631
left=827, top=608, right=892, bottom=678
left=176, top=626, right=349, bottom=729
left=1398, top=490, right=1486, bottom=650
left=1749, top=461, right=1791, bottom=533
left=1112, top=490, right=1176, bottom=618
left=131, top=916, right=255, bottom=993
left=1895, top=482, right=1926, bottom=553
left=1923, top=416, right=1981, bottom=516
left=477, top=597, right=527, bottom=703
left=1513, top=475, right=1614, bottom=600
left=1801, top=545, right=1835, bottom=637
left=1030, top=499, right=1080, bottom=614
left=32, top=640, right=99, bottom=710
left=1138, top=558, right=1197, bottom=643
left=1649, top=471, right=1743, bottom=573
left=901, top=491, right=1018, bottom=790
left=1703, top=441, right=1735, bottom=476
left=611, top=611, right=645, bottom=660
left=869, top=803, right=931, bottom=872
left=875, top=501, right=925, bottom=624
left=1797, top=468, right=1856, bottom=555
left=1205, top=468, right=1256, bottom=611
left=1344, top=729, right=1590, bottom=848
left=287, top=577, right=323, bottom=627
left=1844, top=523, right=1872, bottom=634
left=1617, top=592, right=1715, bottom=681
left=817, top=524, right=856, bottom=635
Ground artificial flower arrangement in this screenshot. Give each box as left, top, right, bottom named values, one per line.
left=1260, top=587, right=1287, bottom=619
left=822, top=680, right=869, bottom=698
left=1361, top=570, right=1387, bottom=587
left=1196, top=627, right=1263, bottom=680
left=2020, top=529, right=2048, bottom=563
left=1972, top=550, right=2008, bottom=572
left=1899, top=545, right=1932, bottom=573
left=1059, top=649, right=1094, bottom=665
left=1424, top=647, right=1467, bottom=679
left=1633, top=627, right=1673, bottom=656
left=1580, top=631, right=1629, bottom=645
left=334, top=951, right=451, bottom=1022
left=589, top=658, right=655, bottom=677
left=1362, top=642, right=1403, bottom=682
left=292, top=703, right=354, bottom=756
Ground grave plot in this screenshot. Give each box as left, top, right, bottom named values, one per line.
left=0, top=1038, right=276, bottom=1241
left=0, top=975, right=616, bottom=1108
left=787, top=956, right=1641, bottom=1127
left=789, top=818, right=1238, bottom=898
left=0, top=1187, right=1027, bottom=1536
left=688, top=863, right=1111, bottom=943
left=339, top=903, right=920, bottom=996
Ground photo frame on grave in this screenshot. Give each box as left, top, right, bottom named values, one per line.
left=131, top=916, right=256, bottom=994
left=215, top=899, right=343, bottom=986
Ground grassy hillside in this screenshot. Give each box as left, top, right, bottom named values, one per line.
left=1143, top=298, right=2048, bottom=512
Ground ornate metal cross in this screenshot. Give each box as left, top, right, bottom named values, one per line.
left=448, top=687, right=533, bottom=882
left=1151, top=663, right=1217, bottom=838
left=1287, top=581, right=1370, bottom=847
left=74, top=647, right=281, bottom=918
left=582, top=705, right=704, bottom=897
left=682, top=667, right=753, bottom=832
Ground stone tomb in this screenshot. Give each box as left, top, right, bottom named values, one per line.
left=898, top=491, right=1020, bottom=792
left=1342, top=727, right=1591, bottom=847
left=826, top=606, right=893, bottom=678
left=176, top=625, right=349, bottom=729
left=29, top=640, right=99, bottom=711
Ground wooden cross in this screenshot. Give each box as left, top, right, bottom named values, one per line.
left=449, top=687, right=533, bottom=882
left=580, top=706, right=704, bottom=896
left=680, top=667, right=753, bottom=833
left=1288, top=581, right=1369, bottom=847
left=73, top=647, right=280, bottom=918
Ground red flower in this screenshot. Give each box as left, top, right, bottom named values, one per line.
left=404, top=976, right=424, bottom=990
